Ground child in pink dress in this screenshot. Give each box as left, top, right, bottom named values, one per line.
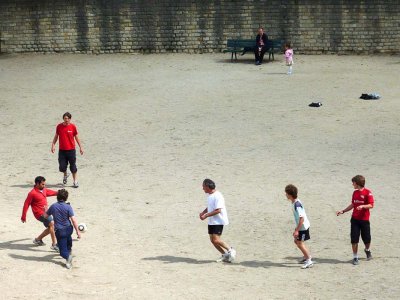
left=284, top=42, right=294, bottom=75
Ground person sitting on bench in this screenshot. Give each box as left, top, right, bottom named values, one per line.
left=255, top=27, right=269, bottom=65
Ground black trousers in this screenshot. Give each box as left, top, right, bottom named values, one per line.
left=254, top=46, right=269, bottom=63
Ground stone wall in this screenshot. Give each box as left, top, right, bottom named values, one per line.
left=1, top=0, right=399, bottom=54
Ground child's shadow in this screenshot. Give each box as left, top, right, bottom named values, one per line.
left=9, top=253, right=64, bottom=266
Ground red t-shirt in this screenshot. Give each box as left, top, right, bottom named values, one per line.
left=56, top=123, right=78, bottom=150
left=21, top=187, right=58, bottom=221
left=352, top=188, right=374, bottom=221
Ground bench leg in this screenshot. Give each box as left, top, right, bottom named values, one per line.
left=231, top=52, right=234, bottom=62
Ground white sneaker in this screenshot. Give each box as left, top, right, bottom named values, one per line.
left=301, top=259, right=313, bottom=269
left=298, top=256, right=312, bottom=264
left=216, top=253, right=230, bottom=262
left=228, top=247, right=236, bottom=262
left=73, top=181, right=79, bottom=188
left=66, top=255, right=73, bottom=269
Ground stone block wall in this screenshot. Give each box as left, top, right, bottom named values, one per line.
left=0, top=0, right=399, bottom=54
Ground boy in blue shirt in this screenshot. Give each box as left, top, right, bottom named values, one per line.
left=45, top=189, right=81, bottom=269
left=285, top=184, right=313, bottom=269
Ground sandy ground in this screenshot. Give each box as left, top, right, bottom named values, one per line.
left=0, top=52, right=399, bottom=299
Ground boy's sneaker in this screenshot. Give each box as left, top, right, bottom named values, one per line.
left=301, top=260, right=314, bottom=269
left=63, top=173, right=70, bottom=184
left=364, top=249, right=372, bottom=260
left=50, top=244, right=59, bottom=252
left=228, top=247, right=236, bottom=262
left=73, top=181, right=79, bottom=188
left=352, top=257, right=359, bottom=265
left=216, top=253, right=230, bottom=263
left=66, top=255, right=73, bottom=269
left=33, top=238, right=45, bottom=246
left=298, top=256, right=312, bottom=264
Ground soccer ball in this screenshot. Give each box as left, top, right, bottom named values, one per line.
left=78, top=223, right=87, bottom=233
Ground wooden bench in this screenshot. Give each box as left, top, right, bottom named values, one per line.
left=223, top=38, right=284, bottom=62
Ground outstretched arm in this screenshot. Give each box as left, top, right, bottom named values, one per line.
left=336, top=203, right=354, bottom=216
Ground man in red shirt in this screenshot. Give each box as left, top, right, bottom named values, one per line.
left=51, top=112, right=84, bottom=188
left=336, top=175, right=374, bottom=265
left=21, top=176, right=59, bottom=250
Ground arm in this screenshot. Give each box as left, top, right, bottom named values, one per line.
left=21, top=194, right=33, bottom=222
left=293, top=217, right=304, bottom=237
left=199, top=208, right=208, bottom=220
left=356, top=203, right=373, bottom=211
left=70, top=216, right=81, bottom=239
left=200, top=208, right=221, bottom=221
left=75, top=134, right=84, bottom=155
left=336, top=203, right=354, bottom=216
left=51, top=133, right=58, bottom=153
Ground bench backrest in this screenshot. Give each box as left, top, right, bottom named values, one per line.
left=227, top=39, right=255, bottom=49
left=227, top=38, right=284, bottom=50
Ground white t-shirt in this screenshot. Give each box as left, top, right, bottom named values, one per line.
left=207, top=191, right=229, bottom=225
left=292, top=199, right=310, bottom=231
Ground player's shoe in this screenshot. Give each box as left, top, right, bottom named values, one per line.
left=298, top=256, right=312, bottom=264
left=73, top=181, right=79, bottom=188
left=301, top=259, right=313, bottom=269
left=33, top=238, right=45, bottom=246
left=352, top=257, right=359, bottom=265
left=66, top=255, right=73, bottom=269
left=364, top=249, right=372, bottom=260
left=216, top=253, right=230, bottom=263
left=227, top=247, right=236, bottom=262
left=50, top=244, right=59, bottom=252
left=63, top=173, right=70, bottom=184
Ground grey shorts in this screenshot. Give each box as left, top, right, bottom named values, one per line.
left=39, top=215, right=53, bottom=228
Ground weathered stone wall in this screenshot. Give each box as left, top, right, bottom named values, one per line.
left=1, top=0, right=399, bottom=54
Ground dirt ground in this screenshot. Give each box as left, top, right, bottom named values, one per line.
left=0, top=52, right=399, bottom=299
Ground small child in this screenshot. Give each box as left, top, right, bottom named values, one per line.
left=285, top=184, right=313, bottom=269
left=45, top=189, right=81, bottom=269
left=284, top=42, right=294, bottom=74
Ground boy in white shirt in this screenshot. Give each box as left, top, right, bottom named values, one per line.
left=199, top=179, right=236, bottom=262
left=285, top=184, right=313, bottom=269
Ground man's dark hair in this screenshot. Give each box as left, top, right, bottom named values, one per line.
left=203, top=178, right=216, bottom=190
left=352, top=175, right=365, bottom=188
left=285, top=184, right=298, bottom=198
left=57, top=189, right=69, bottom=202
left=34, top=176, right=46, bottom=185
left=63, top=112, right=72, bottom=119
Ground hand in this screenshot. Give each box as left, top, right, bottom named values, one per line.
left=356, top=205, right=364, bottom=211
left=79, top=148, right=84, bottom=155
left=51, top=145, right=55, bottom=153
left=336, top=210, right=343, bottom=216
left=77, top=232, right=82, bottom=239
left=199, top=213, right=207, bottom=221
left=293, top=230, right=299, bottom=238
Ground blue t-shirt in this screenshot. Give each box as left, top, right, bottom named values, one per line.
left=47, top=202, right=74, bottom=230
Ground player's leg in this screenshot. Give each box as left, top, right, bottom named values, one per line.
left=58, top=150, right=69, bottom=184
left=360, top=220, right=372, bottom=260
left=36, top=227, right=50, bottom=242
left=350, top=218, right=361, bottom=264
left=209, top=234, right=225, bottom=254
left=68, top=150, right=78, bottom=187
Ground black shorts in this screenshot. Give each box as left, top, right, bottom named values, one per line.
left=208, top=225, right=224, bottom=235
left=350, top=218, right=371, bottom=244
left=296, top=228, right=310, bottom=241
left=58, top=149, right=77, bottom=173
